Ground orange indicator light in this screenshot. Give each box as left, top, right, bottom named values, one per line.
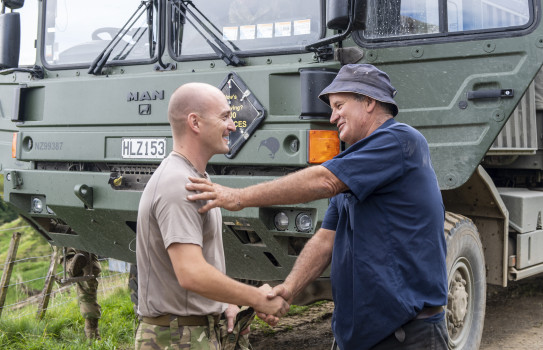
left=12, top=133, right=17, bottom=158
left=308, top=130, right=340, bottom=164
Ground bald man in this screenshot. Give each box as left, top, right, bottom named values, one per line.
left=135, top=83, right=289, bottom=350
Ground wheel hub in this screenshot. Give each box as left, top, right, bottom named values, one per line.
left=447, top=270, right=469, bottom=336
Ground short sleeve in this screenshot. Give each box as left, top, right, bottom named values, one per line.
left=323, top=131, right=403, bottom=202
left=153, top=175, right=207, bottom=249
left=322, top=196, right=339, bottom=231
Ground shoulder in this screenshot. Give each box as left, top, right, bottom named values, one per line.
left=386, top=121, right=424, bottom=140
left=376, top=122, right=428, bottom=150
left=148, top=155, right=203, bottom=197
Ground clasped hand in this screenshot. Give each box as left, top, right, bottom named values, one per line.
left=255, top=284, right=293, bottom=327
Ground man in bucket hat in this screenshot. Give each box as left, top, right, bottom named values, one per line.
left=186, top=64, right=449, bottom=349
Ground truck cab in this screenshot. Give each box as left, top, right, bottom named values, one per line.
left=2, top=1, right=543, bottom=349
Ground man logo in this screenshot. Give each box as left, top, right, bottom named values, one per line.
left=127, top=90, right=165, bottom=102
left=139, top=104, right=151, bottom=115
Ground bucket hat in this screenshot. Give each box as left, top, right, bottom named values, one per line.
left=318, top=64, right=399, bottom=116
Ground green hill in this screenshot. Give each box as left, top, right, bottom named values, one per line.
left=0, top=218, right=51, bottom=263
left=0, top=219, right=134, bottom=350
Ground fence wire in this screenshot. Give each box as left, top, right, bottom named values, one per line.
left=4, top=274, right=129, bottom=321
left=0, top=239, right=130, bottom=321
left=0, top=226, right=30, bottom=233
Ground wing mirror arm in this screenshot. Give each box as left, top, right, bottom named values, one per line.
left=305, top=0, right=366, bottom=52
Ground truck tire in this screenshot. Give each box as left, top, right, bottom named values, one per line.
left=445, top=212, right=486, bottom=350
left=128, top=264, right=138, bottom=315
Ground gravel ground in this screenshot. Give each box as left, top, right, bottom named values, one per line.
left=249, top=275, right=543, bottom=350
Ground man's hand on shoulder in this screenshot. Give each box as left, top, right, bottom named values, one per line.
left=186, top=177, right=242, bottom=213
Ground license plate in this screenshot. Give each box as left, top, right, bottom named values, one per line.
left=121, top=138, right=167, bottom=159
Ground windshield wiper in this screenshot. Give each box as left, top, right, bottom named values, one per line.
left=170, top=0, right=244, bottom=67
left=113, top=26, right=147, bottom=61
left=88, top=1, right=151, bottom=75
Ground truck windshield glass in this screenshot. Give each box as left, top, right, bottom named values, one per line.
left=169, top=0, right=322, bottom=58
left=360, top=0, right=531, bottom=39
left=19, top=0, right=39, bottom=66
left=43, top=0, right=157, bottom=66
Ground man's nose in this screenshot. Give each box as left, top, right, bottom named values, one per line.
left=227, top=118, right=236, bottom=131
left=329, top=111, right=339, bottom=124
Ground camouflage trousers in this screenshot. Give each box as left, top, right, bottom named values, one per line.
left=64, top=248, right=102, bottom=319
left=135, top=308, right=255, bottom=350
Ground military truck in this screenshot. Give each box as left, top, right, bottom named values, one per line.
left=2, top=0, right=543, bottom=348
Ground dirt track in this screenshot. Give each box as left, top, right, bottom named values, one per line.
left=250, top=276, right=543, bottom=350
left=480, top=277, right=543, bottom=349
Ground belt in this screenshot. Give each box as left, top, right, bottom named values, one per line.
left=416, top=306, right=444, bottom=319
left=142, top=314, right=221, bottom=327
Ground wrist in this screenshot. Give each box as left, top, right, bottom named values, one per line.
left=252, top=287, right=268, bottom=311
left=236, top=188, right=244, bottom=210
left=282, top=281, right=295, bottom=303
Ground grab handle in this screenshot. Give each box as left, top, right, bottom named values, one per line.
left=467, top=89, right=514, bottom=100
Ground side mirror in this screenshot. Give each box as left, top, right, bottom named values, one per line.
left=0, top=12, right=21, bottom=69
left=3, top=1, right=25, bottom=10
left=326, top=0, right=366, bottom=31
left=327, top=0, right=350, bottom=30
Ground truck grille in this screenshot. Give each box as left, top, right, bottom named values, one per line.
left=489, top=80, right=538, bottom=155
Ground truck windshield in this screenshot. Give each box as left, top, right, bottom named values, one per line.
left=43, top=0, right=157, bottom=66
left=19, top=0, right=39, bottom=66
left=169, top=0, right=323, bottom=58
left=359, top=0, right=531, bottom=40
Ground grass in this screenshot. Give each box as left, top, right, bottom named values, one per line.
left=0, top=219, right=136, bottom=349
left=0, top=286, right=135, bottom=350
left=251, top=300, right=331, bottom=335
left=0, top=217, right=52, bottom=262
left=0, top=218, right=61, bottom=308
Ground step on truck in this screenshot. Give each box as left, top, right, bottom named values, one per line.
left=2, top=0, right=543, bottom=348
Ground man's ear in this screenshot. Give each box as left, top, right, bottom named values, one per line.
left=187, top=113, right=200, bottom=134
left=365, top=98, right=377, bottom=113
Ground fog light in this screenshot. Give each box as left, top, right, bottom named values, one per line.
left=32, top=197, right=44, bottom=213
left=295, top=213, right=312, bottom=232
left=274, top=212, right=289, bottom=231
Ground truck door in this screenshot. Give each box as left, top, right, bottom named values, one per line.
left=0, top=0, right=38, bottom=172
left=349, top=0, right=539, bottom=190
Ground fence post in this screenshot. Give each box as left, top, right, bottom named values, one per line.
left=36, top=246, right=59, bottom=320
left=0, top=231, right=22, bottom=319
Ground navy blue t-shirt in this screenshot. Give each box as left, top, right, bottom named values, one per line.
left=322, top=119, right=447, bottom=350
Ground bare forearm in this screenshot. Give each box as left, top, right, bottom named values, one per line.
left=186, top=165, right=347, bottom=213
left=239, top=166, right=346, bottom=208
left=181, top=262, right=263, bottom=307
left=168, top=243, right=288, bottom=315
left=283, top=228, right=335, bottom=300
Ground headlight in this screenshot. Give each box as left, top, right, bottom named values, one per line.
left=274, top=212, right=289, bottom=231
left=31, top=197, right=44, bottom=213
left=295, top=213, right=312, bottom=232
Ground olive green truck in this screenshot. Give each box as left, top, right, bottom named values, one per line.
left=1, top=0, right=543, bottom=348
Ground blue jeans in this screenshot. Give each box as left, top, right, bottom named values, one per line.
left=370, top=317, right=448, bottom=350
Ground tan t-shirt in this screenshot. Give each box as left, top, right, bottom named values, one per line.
left=136, top=152, right=227, bottom=317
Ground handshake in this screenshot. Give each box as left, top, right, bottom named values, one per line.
left=254, top=283, right=293, bottom=327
